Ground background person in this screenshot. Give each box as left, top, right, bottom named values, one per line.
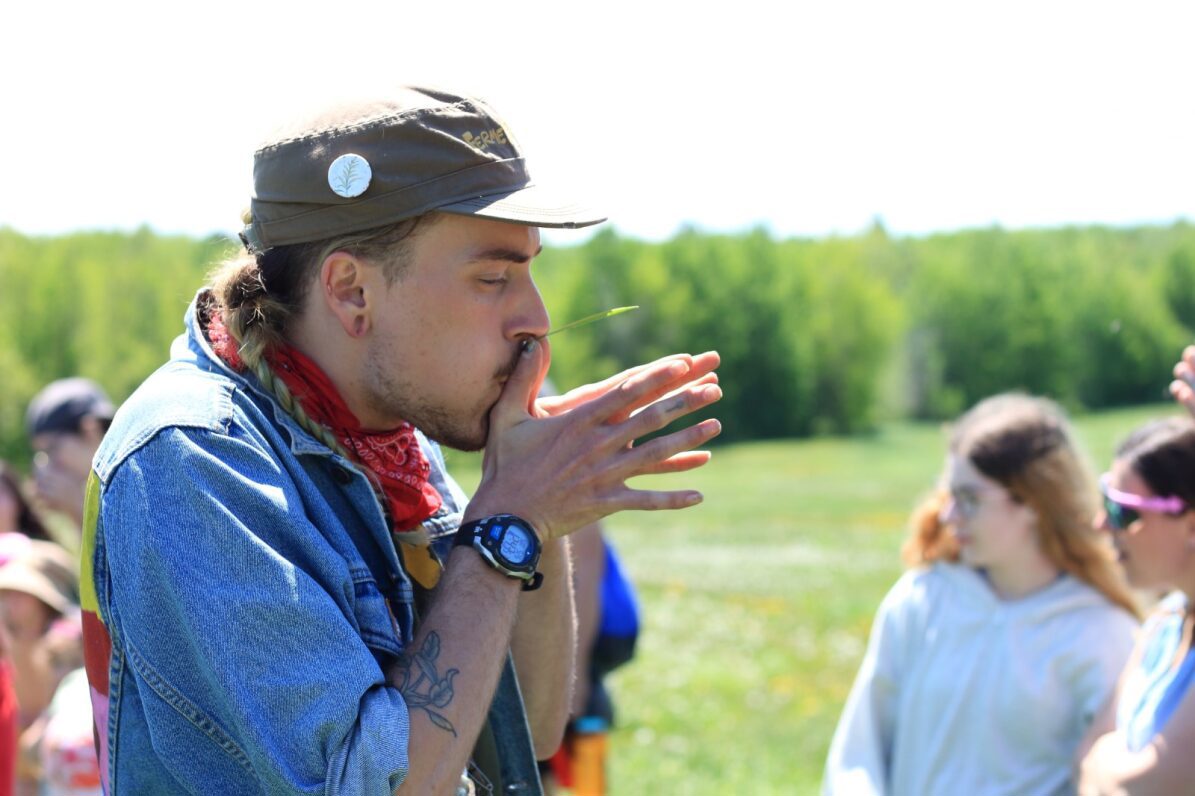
left=25, top=380, right=114, bottom=534
left=539, top=522, right=639, bottom=796
left=0, top=541, right=82, bottom=795
left=1076, top=414, right=1195, bottom=794
left=0, top=465, right=53, bottom=546
left=0, top=463, right=54, bottom=796
left=824, top=393, right=1139, bottom=796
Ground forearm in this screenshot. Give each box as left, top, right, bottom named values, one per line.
left=511, top=536, right=576, bottom=758
left=389, top=548, right=523, bottom=795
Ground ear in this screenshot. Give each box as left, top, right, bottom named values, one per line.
left=319, top=252, right=374, bottom=339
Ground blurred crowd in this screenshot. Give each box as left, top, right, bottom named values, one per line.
left=0, top=378, right=111, bottom=795
left=824, top=347, right=1195, bottom=796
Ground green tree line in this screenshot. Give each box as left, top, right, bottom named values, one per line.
left=2, top=221, right=1193, bottom=465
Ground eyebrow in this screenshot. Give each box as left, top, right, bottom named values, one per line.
left=469, top=245, right=544, bottom=264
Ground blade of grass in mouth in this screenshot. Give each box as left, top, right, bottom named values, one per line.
left=542, top=306, right=639, bottom=338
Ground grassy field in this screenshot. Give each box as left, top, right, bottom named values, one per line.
left=442, top=402, right=1181, bottom=795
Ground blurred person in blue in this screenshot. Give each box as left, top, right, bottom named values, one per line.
left=79, top=86, right=721, bottom=795
left=824, top=393, right=1139, bottom=796
left=539, top=521, right=639, bottom=796
left=1075, top=359, right=1195, bottom=793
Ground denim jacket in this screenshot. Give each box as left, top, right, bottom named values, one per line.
left=80, top=291, right=468, bottom=794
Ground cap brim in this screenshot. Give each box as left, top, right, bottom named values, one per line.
left=0, top=569, right=71, bottom=614
left=437, top=184, right=606, bottom=229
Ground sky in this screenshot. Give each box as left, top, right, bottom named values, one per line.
left=2, top=0, right=1192, bottom=247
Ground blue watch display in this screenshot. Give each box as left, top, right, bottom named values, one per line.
left=453, top=514, right=544, bottom=591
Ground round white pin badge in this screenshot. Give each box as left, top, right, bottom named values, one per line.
left=328, top=154, right=372, bottom=198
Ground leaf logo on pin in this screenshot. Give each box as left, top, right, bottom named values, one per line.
left=328, top=154, right=372, bottom=198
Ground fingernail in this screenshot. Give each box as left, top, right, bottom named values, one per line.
left=702, top=385, right=723, bottom=401
left=685, top=492, right=703, bottom=506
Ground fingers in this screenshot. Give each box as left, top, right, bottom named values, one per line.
left=1172, top=345, right=1195, bottom=419
left=577, top=353, right=720, bottom=428
left=598, top=486, right=706, bottom=512
left=542, top=354, right=696, bottom=414
left=608, top=352, right=720, bottom=424
left=619, top=417, right=722, bottom=473
left=489, top=338, right=549, bottom=429
left=1171, top=380, right=1195, bottom=418
left=613, top=382, right=722, bottom=446
left=639, top=450, right=714, bottom=475
left=540, top=351, right=719, bottom=419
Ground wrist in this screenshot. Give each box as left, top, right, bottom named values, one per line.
left=453, top=514, right=544, bottom=591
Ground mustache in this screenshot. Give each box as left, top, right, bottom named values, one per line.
left=494, top=345, right=523, bottom=382
left=494, top=336, right=543, bottom=382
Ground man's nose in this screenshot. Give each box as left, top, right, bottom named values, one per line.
left=511, top=279, right=550, bottom=340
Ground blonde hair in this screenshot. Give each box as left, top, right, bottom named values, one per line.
left=902, top=393, right=1141, bottom=619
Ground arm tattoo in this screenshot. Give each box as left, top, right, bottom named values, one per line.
left=395, top=631, right=460, bottom=736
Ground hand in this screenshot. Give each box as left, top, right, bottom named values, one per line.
left=1076, top=731, right=1130, bottom=796
left=468, top=342, right=722, bottom=541
left=1171, top=345, right=1195, bottom=419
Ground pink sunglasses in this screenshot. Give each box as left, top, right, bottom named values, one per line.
left=1099, top=473, right=1187, bottom=531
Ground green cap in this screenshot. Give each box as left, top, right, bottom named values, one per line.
left=242, top=86, right=606, bottom=251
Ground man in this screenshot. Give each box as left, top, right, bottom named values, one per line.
left=26, top=379, right=114, bottom=531
left=80, top=87, right=721, bottom=794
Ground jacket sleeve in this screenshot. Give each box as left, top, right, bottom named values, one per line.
left=99, top=424, right=409, bottom=795
left=822, top=574, right=917, bottom=796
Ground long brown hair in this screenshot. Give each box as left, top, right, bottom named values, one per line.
left=0, top=461, right=52, bottom=542
left=902, top=393, right=1140, bottom=618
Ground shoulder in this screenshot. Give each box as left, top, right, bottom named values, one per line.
left=889, top=561, right=979, bottom=602
left=1136, top=592, right=1189, bottom=651
left=875, top=564, right=953, bottom=620
left=1037, top=577, right=1138, bottom=642
left=1038, top=578, right=1139, bottom=675
left=94, top=360, right=235, bottom=483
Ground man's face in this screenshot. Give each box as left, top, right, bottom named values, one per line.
left=32, top=424, right=101, bottom=516
left=358, top=214, right=549, bottom=450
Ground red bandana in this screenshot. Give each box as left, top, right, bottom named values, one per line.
left=205, top=311, right=442, bottom=536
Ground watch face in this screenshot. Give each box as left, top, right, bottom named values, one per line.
left=498, top=524, right=532, bottom=565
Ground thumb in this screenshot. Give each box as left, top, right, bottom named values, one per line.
left=490, top=337, right=548, bottom=429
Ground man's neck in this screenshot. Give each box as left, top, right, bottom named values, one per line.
left=284, top=313, right=385, bottom=430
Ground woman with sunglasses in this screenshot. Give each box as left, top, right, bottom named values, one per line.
left=1077, top=415, right=1195, bottom=795
left=825, top=393, right=1139, bottom=796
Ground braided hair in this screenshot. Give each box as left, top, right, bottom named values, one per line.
left=207, top=214, right=431, bottom=457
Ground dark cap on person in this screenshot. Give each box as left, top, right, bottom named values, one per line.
left=26, top=378, right=115, bottom=437
left=0, top=540, right=79, bottom=615
left=242, top=86, right=607, bottom=252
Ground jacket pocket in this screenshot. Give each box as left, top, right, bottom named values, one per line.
left=349, top=567, right=405, bottom=660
